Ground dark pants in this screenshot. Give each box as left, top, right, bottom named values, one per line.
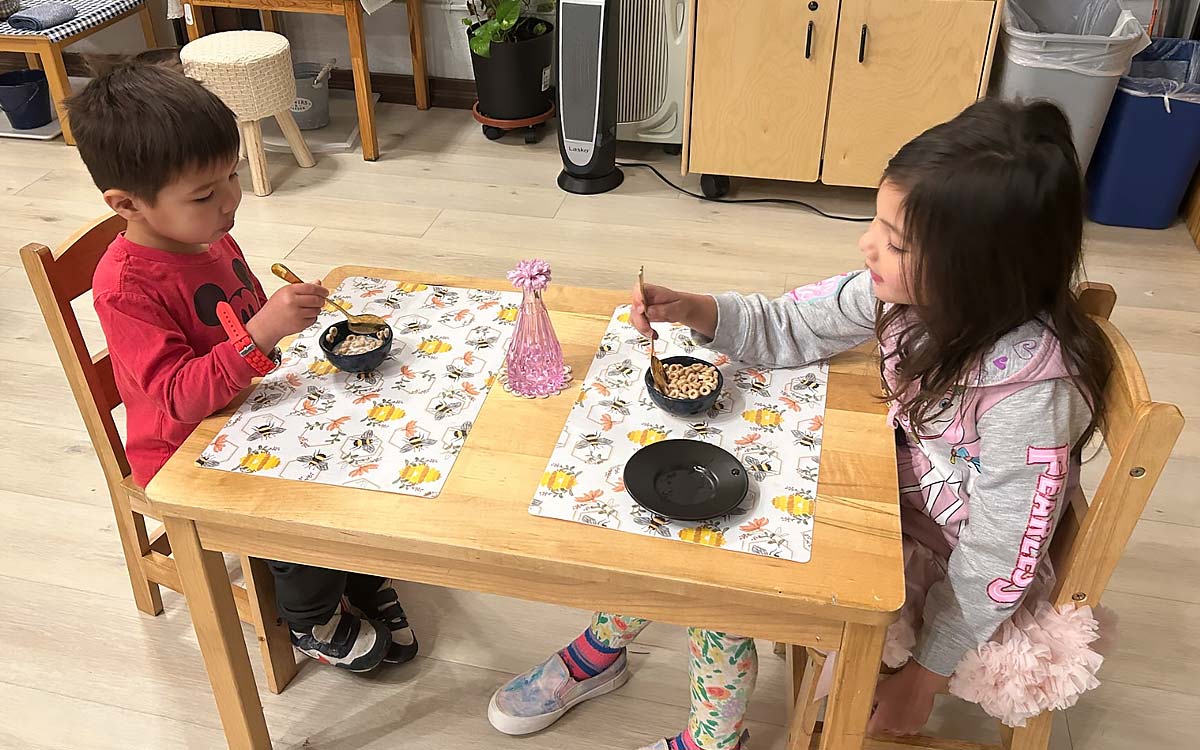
left=267, top=561, right=383, bottom=627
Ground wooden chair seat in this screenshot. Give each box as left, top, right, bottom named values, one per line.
left=20, top=212, right=300, bottom=694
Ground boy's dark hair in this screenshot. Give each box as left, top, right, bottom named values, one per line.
left=66, top=54, right=239, bottom=202
left=877, top=98, right=1111, bottom=452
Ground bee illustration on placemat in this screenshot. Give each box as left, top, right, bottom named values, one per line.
left=684, top=422, right=723, bottom=445
left=391, top=421, right=436, bottom=454
left=631, top=508, right=673, bottom=538
left=734, top=367, right=771, bottom=397
left=571, top=432, right=614, bottom=465
left=791, top=428, right=823, bottom=450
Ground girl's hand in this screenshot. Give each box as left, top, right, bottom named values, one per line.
left=631, top=283, right=718, bottom=341
left=867, top=660, right=948, bottom=736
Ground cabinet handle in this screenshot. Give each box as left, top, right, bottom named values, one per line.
left=858, top=23, right=868, bottom=63
left=805, top=20, right=814, bottom=59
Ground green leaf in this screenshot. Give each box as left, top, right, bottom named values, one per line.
left=497, top=0, right=521, bottom=30
left=462, top=17, right=473, bottom=25
left=533, top=21, right=548, bottom=36
left=535, top=2, right=556, bottom=12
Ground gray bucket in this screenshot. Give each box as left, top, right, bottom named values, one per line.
left=291, top=63, right=331, bottom=130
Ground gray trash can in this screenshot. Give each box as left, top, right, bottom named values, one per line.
left=994, top=0, right=1150, bottom=170
left=291, top=62, right=332, bottom=131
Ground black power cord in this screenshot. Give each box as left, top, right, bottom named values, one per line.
left=616, top=161, right=875, bottom=223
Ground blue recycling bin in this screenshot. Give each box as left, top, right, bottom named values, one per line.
left=1088, top=39, right=1200, bottom=230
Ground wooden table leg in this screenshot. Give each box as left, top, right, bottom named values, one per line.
left=38, top=42, right=74, bottom=145
left=184, top=3, right=209, bottom=41
left=25, top=53, right=42, bottom=70
left=139, top=4, right=158, bottom=47
left=344, top=0, right=379, bottom=161
left=165, top=516, right=272, bottom=749
left=407, top=0, right=430, bottom=110
left=260, top=9, right=278, bottom=33
left=241, top=555, right=300, bottom=695
left=1004, top=711, right=1054, bottom=750
left=814, top=623, right=885, bottom=750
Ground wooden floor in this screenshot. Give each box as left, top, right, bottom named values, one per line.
left=1, top=103, right=1196, bottom=749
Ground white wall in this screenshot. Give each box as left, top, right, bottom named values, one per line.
left=281, top=0, right=477, bottom=80
left=68, top=0, right=175, bottom=56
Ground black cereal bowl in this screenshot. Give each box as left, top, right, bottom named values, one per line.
left=644, top=355, right=723, bottom=417
left=318, top=320, right=393, bottom=373
left=624, top=439, right=749, bottom=521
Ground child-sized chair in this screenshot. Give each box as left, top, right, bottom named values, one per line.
left=783, top=282, right=1184, bottom=750
left=20, top=213, right=301, bottom=695
left=181, top=30, right=315, bottom=197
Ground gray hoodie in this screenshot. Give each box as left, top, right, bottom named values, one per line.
left=699, top=271, right=1092, bottom=676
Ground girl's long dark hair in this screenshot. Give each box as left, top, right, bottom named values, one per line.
left=879, top=98, right=1111, bottom=450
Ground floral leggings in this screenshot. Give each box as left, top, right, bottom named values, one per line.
left=590, top=612, right=757, bottom=750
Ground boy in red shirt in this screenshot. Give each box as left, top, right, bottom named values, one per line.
left=67, top=58, right=417, bottom=672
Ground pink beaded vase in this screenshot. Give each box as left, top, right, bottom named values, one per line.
left=503, top=259, right=571, bottom=398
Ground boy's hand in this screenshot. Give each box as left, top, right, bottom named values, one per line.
left=245, top=282, right=329, bottom=353
left=866, top=659, right=948, bottom=737
left=631, top=283, right=718, bottom=341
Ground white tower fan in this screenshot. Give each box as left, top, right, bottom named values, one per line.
left=616, top=0, right=688, bottom=152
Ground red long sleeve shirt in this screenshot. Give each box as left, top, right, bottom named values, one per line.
left=93, top=233, right=267, bottom=486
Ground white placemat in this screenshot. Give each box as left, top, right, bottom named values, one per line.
left=531, top=306, right=828, bottom=562
left=197, top=276, right=521, bottom=497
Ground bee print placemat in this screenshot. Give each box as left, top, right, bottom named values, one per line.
left=196, top=277, right=521, bottom=497
left=531, top=306, right=827, bottom=562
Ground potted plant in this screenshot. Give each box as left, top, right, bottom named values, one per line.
left=465, top=1, right=555, bottom=137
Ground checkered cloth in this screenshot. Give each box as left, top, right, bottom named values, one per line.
left=0, top=0, right=145, bottom=43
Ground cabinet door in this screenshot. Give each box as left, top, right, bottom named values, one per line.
left=821, top=0, right=996, bottom=187
left=688, top=0, right=840, bottom=182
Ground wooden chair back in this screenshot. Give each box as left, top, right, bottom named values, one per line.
left=1045, top=282, right=1184, bottom=612
left=21, top=214, right=132, bottom=490
left=19, top=213, right=299, bottom=694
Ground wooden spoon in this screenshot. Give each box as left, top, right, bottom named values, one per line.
left=270, top=263, right=388, bottom=334
left=638, top=266, right=670, bottom=393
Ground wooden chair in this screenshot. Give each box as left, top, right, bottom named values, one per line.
left=782, top=282, right=1185, bottom=750
left=20, top=213, right=301, bottom=695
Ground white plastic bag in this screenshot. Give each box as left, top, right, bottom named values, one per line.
left=1003, top=0, right=1151, bottom=77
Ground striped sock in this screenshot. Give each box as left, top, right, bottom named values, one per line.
left=559, top=628, right=623, bottom=681
left=666, top=732, right=703, bottom=750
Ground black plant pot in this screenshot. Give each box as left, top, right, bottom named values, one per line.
left=470, top=19, right=554, bottom=121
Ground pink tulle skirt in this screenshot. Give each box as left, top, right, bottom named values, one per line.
left=816, top=536, right=1112, bottom=727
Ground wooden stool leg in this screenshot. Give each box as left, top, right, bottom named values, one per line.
left=344, top=0, right=379, bottom=161
left=240, top=120, right=272, bottom=197
left=1003, top=711, right=1054, bottom=750
left=241, top=556, right=300, bottom=695
left=407, top=0, right=430, bottom=110
left=39, top=42, right=74, bottom=145
left=138, top=4, right=158, bottom=47
left=25, top=53, right=41, bottom=70
left=274, top=110, right=316, bottom=168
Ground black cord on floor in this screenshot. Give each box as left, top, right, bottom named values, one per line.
left=616, top=161, right=875, bottom=223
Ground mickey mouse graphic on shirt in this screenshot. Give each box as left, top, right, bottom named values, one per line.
left=192, top=257, right=263, bottom=326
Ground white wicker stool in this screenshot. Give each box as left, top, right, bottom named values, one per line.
left=181, top=30, right=315, bottom=197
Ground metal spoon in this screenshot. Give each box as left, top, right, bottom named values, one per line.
left=638, top=266, right=670, bottom=393
left=270, top=263, right=388, bottom=334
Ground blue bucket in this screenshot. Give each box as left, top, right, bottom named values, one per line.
left=0, top=69, right=53, bottom=130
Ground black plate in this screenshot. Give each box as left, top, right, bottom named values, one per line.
left=624, top=439, right=750, bottom=522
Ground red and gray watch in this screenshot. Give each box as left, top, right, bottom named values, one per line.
left=216, top=301, right=281, bottom=376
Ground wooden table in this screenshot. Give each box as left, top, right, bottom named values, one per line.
left=183, top=0, right=430, bottom=161
left=2, top=0, right=157, bottom=145
left=148, top=265, right=904, bottom=750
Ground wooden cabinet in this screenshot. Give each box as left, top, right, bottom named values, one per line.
left=684, top=0, right=1002, bottom=190
left=687, top=0, right=839, bottom=183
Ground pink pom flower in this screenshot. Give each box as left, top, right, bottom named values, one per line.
left=508, top=259, right=552, bottom=292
